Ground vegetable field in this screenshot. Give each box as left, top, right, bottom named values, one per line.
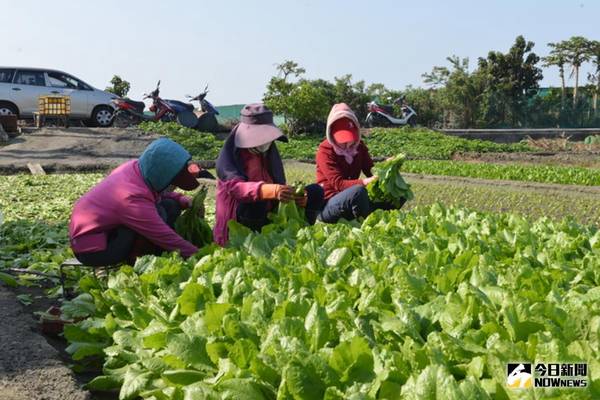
left=61, top=204, right=600, bottom=399
left=138, top=123, right=532, bottom=162
left=403, top=160, right=600, bottom=187
left=1, top=152, right=600, bottom=399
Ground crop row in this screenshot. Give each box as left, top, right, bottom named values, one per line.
left=1, top=173, right=599, bottom=398
left=3, top=167, right=600, bottom=289
left=60, top=203, right=600, bottom=399
left=403, top=160, right=600, bottom=187
left=138, top=122, right=531, bottom=162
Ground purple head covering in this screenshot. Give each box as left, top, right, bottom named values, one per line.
left=216, top=125, right=286, bottom=184
left=234, top=103, right=288, bottom=148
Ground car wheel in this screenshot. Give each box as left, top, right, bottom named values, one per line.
left=91, top=106, right=114, bottom=127
left=0, top=103, right=18, bottom=116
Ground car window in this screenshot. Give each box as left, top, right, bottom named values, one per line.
left=48, top=72, right=93, bottom=91
left=47, top=71, right=77, bottom=89
left=73, top=77, right=93, bottom=91
left=14, top=70, right=46, bottom=86
left=0, top=68, right=15, bottom=83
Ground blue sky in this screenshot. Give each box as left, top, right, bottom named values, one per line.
left=1, top=0, right=597, bottom=105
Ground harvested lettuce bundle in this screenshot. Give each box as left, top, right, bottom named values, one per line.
left=367, top=154, right=414, bottom=207
left=291, top=181, right=307, bottom=196
left=175, top=186, right=213, bottom=247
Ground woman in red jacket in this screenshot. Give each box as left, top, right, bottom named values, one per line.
left=316, top=103, right=405, bottom=223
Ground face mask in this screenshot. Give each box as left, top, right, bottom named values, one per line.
left=252, top=142, right=272, bottom=153
left=339, top=141, right=357, bottom=150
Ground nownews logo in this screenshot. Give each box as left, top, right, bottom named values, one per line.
left=507, top=363, right=588, bottom=389
left=507, top=363, right=533, bottom=388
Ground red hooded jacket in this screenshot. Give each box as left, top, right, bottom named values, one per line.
left=316, top=103, right=374, bottom=200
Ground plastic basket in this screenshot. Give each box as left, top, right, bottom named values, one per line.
left=38, top=95, right=71, bottom=115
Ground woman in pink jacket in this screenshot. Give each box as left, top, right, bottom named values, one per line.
left=213, top=103, right=324, bottom=246
left=69, top=138, right=210, bottom=266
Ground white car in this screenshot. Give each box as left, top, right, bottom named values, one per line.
left=0, top=67, right=117, bottom=127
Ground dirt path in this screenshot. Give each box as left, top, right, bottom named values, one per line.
left=0, top=286, right=90, bottom=400
left=0, top=127, right=157, bottom=174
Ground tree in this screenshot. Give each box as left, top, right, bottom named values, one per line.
left=543, top=42, right=568, bottom=108
left=478, top=36, right=543, bottom=127
left=263, top=61, right=329, bottom=134
left=423, top=56, right=484, bottom=128
left=422, top=65, right=451, bottom=88
left=105, top=75, right=130, bottom=98
left=263, top=61, right=306, bottom=129
left=587, top=40, right=600, bottom=114
left=403, top=86, right=445, bottom=128
left=561, top=36, right=593, bottom=106
left=275, top=60, right=305, bottom=81
left=284, top=81, right=330, bottom=134
left=331, top=74, right=370, bottom=120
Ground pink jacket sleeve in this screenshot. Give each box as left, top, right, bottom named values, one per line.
left=121, top=195, right=198, bottom=258
left=222, top=179, right=263, bottom=202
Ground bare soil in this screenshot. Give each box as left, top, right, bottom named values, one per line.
left=0, top=285, right=90, bottom=400
left=0, top=127, right=158, bottom=174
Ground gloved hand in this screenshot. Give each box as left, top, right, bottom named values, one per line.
left=181, top=196, right=193, bottom=209
left=362, top=175, right=378, bottom=186
left=259, top=184, right=294, bottom=202
left=295, top=192, right=308, bottom=208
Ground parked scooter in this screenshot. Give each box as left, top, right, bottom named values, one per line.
left=186, top=85, right=220, bottom=132
left=112, top=81, right=198, bottom=128
left=365, top=96, right=417, bottom=128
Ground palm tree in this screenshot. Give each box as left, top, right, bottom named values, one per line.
left=588, top=40, right=600, bottom=114
left=562, top=36, right=593, bottom=106
left=542, top=42, right=568, bottom=108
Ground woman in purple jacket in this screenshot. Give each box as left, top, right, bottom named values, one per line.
left=69, top=138, right=208, bottom=266
left=214, top=103, right=324, bottom=246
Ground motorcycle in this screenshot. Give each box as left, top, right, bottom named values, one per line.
left=365, top=96, right=417, bottom=128
left=186, top=85, right=220, bottom=132
left=112, top=81, right=198, bottom=128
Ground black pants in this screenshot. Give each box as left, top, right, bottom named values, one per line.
left=74, top=199, right=181, bottom=267
left=236, top=183, right=324, bottom=232
left=319, top=184, right=406, bottom=223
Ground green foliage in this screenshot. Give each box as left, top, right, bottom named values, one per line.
left=403, top=160, right=600, bottom=186
left=2, top=169, right=600, bottom=398
left=138, top=121, right=223, bottom=161
left=62, top=204, right=600, bottom=399
left=584, top=135, right=600, bottom=145
left=261, top=36, right=600, bottom=129
left=139, top=121, right=531, bottom=162
left=0, top=174, right=103, bottom=290
left=263, top=61, right=372, bottom=135
left=367, top=154, right=414, bottom=206
left=174, top=187, right=213, bottom=248
left=281, top=81, right=331, bottom=135
left=406, top=180, right=600, bottom=227
left=105, top=75, right=131, bottom=98
left=478, top=35, right=544, bottom=127
left=365, top=127, right=531, bottom=159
